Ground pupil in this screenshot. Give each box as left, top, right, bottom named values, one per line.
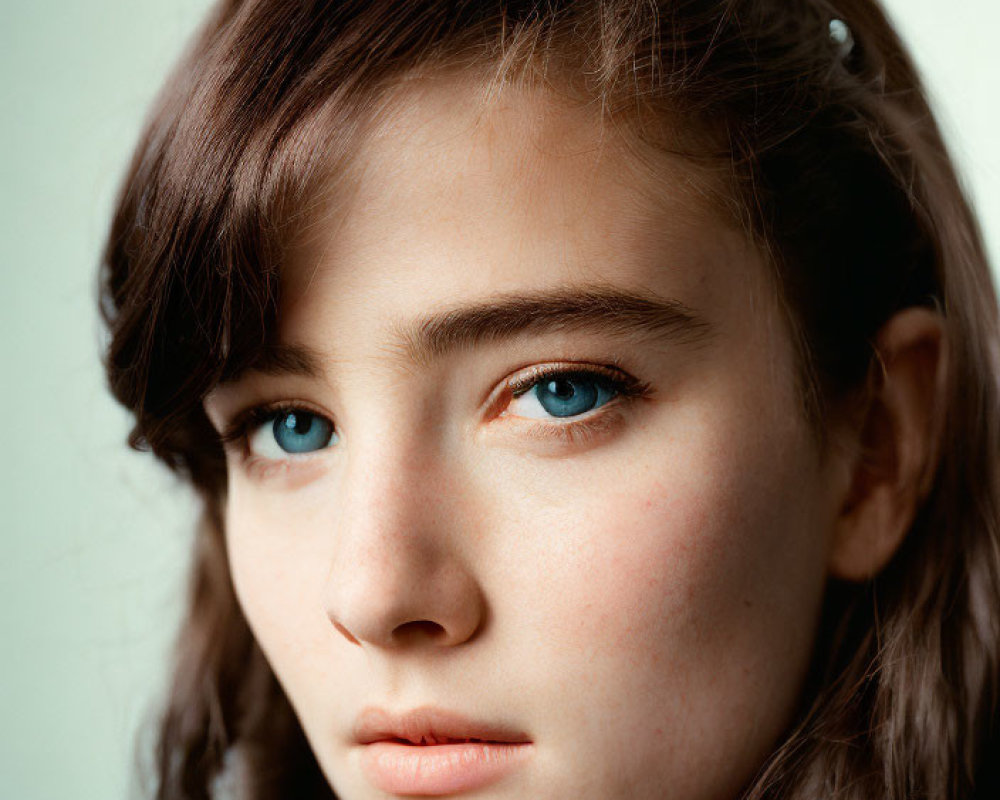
left=283, top=413, right=311, bottom=435
left=547, top=379, right=576, bottom=399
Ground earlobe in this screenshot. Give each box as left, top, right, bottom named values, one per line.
left=828, top=307, right=949, bottom=582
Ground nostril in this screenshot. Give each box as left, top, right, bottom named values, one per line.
left=391, top=619, right=447, bottom=643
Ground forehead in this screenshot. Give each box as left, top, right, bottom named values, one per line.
left=280, top=74, right=774, bottom=358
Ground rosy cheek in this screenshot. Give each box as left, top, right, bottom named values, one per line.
left=554, top=482, right=723, bottom=646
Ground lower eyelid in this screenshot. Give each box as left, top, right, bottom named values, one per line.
left=497, top=401, right=631, bottom=447
left=242, top=450, right=331, bottom=485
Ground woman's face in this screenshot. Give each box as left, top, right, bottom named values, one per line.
left=205, top=78, right=844, bottom=799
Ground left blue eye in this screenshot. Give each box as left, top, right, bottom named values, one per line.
left=511, top=373, right=619, bottom=419
left=249, top=409, right=337, bottom=457
left=273, top=411, right=334, bottom=452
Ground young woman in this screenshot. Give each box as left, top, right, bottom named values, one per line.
left=100, top=1, right=1000, bottom=798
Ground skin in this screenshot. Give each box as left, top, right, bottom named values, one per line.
left=204, top=77, right=853, bottom=799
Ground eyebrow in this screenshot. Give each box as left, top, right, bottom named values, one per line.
left=221, top=285, right=711, bottom=383
left=396, top=285, right=712, bottom=366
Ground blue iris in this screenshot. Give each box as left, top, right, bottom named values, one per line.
left=532, top=374, right=616, bottom=418
left=271, top=411, right=335, bottom=453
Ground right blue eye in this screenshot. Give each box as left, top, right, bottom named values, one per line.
left=249, top=409, right=337, bottom=458
left=507, top=371, right=622, bottom=420
left=529, top=374, right=618, bottom=418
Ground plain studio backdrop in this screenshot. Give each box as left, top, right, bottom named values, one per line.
left=1, top=2, right=996, bottom=798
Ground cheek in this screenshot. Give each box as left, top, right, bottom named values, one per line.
left=223, top=485, right=330, bottom=677
left=493, top=407, right=831, bottom=789
left=564, top=463, right=823, bottom=662
left=509, top=409, right=828, bottom=648
left=511, top=460, right=823, bottom=671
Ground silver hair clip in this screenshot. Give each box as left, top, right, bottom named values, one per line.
left=829, top=18, right=855, bottom=60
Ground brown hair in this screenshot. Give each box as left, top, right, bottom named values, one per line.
left=100, top=1, right=1000, bottom=798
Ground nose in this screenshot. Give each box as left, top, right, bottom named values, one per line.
left=323, top=444, right=486, bottom=651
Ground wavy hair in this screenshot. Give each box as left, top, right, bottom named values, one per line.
left=100, top=1, right=1000, bottom=797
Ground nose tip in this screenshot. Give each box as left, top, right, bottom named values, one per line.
left=326, top=559, right=486, bottom=650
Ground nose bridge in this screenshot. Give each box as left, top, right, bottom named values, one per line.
left=323, top=427, right=485, bottom=650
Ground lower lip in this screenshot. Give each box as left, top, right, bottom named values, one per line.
left=359, top=740, right=533, bottom=795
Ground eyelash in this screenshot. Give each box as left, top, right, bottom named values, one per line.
left=218, top=363, right=654, bottom=460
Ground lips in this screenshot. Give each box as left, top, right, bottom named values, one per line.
left=354, top=706, right=534, bottom=795
left=353, top=705, right=531, bottom=746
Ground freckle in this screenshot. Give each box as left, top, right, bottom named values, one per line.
left=743, top=599, right=753, bottom=608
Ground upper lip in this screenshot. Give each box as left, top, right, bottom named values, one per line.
left=353, top=706, right=532, bottom=745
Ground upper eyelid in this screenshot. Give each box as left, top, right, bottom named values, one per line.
left=507, top=362, right=628, bottom=389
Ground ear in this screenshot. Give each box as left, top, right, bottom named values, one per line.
left=829, top=307, right=949, bottom=581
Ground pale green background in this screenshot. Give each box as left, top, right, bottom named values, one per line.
left=1, top=2, right=997, bottom=798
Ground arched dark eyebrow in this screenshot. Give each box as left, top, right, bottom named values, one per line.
left=221, top=340, right=326, bottom=382
left=221, top=286, right=711, bottom=383
left=395, top=285, right=712, bottom=366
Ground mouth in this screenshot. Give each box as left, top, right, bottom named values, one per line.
left=354, top=706, right=534, bottom=795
